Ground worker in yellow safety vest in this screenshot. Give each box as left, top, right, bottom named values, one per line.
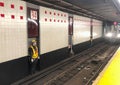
left=28, top=39, right=40, bottom=74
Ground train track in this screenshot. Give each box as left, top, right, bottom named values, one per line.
left=43, top=44, right=116, bottom=85
left=85, top=45, right=118, bottom=85
left=12, top=42, right=119, bottom=85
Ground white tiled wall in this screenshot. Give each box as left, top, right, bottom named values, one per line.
left=73, top=15, right=91, bottom=45
left=93, top=19, right=103, bottom=39
left=40, top=6, right=68, bottom=54
left=0, top=0, right=27, bottom=63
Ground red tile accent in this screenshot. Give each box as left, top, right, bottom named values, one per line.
left=0, top=2, right=4, bottom=7
left=58, top=13, right=60, bottom=16
left=61, top=20, right=63, bottom=22
left=64, top=20, right=66, bottom=23
left=64, top=14, right=66, bottom=17
left=50, top=19, right=52, bottom=22
left=45, top=11, right=47, bottom=14
left=20, top=16, right=23, bottom=19
left=49, top=12, right=52, bottom=15
left=45, top=18, right=47, bottom=21
left=11, top=15, right=15, bottom=19
left=61, top=14, right=63, bottom=16
left=1, top=14, right=5, bottom=17
left=11, top=4, right=14, bottom=9
left=54, top=13, right=56, bottom=15
left=20, top=6, right=23, bottom=10
left=58, top=20, right=59, bottom=22
left=54, top=19, right=56, bottom=22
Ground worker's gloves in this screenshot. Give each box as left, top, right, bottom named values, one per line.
left=31, top=59, right=34, bottom=62
left=38, top=56, right=40, bottom=59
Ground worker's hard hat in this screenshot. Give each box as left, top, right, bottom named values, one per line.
left=32, top=40, right=36, bottom=43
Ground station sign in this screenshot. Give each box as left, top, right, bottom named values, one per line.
left=31, top=10, right=37, bottom=20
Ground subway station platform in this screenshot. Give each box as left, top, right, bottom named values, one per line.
left=1, top=0, right=120, bottom=85
left=93, top=47, right=120, bottom=85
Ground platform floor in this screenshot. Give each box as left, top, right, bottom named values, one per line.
left=93, top=47, right=120, bottom=85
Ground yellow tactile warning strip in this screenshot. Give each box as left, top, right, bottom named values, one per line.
left=93, top=47, right=120, bottom=85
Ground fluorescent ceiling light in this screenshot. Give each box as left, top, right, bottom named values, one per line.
left=118, top=0, right=120, bottom=3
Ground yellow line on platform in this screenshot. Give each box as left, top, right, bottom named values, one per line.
left=93, top=47, right=120, bottom=85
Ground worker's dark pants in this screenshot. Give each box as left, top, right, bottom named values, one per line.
left=30, top=59, right=38, bottom=74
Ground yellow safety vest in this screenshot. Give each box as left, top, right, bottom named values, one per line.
left=30, top=45, right=38, bottom=59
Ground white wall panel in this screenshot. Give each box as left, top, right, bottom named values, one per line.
left=40, top=6, right=68, bottom=54
left=0, top=0, right=27, bottom=63
left=93, top=19, right=103, bottom=39
left=73, top=15, right=91, bottom=45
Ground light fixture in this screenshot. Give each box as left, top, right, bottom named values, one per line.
left=118, top=0, right=120, bottom=3
left=117, top=34, right=120, bottom=38
left=106, top=33, right=112, bottom=37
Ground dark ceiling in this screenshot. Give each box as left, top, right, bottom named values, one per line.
left=25, top=0, right=120, bottom=22
left=64, top=0, right=120, bottom=22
